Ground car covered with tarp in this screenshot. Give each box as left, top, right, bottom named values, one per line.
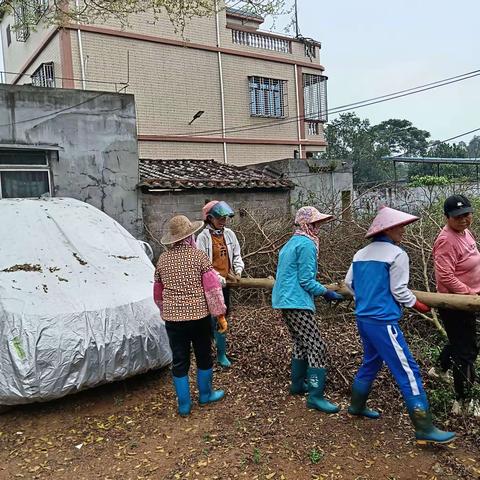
left=0, top=197, right=171, bottom=406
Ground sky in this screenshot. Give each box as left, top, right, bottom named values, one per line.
left=266, top=0, right=480, bottom=144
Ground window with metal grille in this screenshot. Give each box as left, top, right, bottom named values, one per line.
left=31, top=62, right=55, bottom=88
left=303, top=74, right=328, bottom=122
left=0, top=149, right=51, bottom=199
left=13, top=2, right=30, bottom=42
left=249, top=76, right=287, bottom=118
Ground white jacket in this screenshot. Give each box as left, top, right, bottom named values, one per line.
left=196, top=227, right=244, bottom=277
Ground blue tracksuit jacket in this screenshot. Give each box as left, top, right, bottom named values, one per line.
left=344, top=236, right=426, bottom=405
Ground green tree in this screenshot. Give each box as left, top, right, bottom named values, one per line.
left=370, top=119, right=430, bottom=156
left=2, top=0, right=287, bottom=32
left=323, top=114, right=431, bottom=186
left=323, top=113, right=380, bottom=185
left=468, top=136, right=480, bottom=159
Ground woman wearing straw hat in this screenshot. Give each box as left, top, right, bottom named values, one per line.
left=272, top=206, right=344, bottom=414
left=154, top=215, right=228, bottom=417
left=344, top=206, right=455, bottom=445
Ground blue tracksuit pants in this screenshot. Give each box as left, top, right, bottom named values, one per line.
left=354, top=320, right=426, bottom=406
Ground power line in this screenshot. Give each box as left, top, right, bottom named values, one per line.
left=329, top=72, right=480, bottom=115
left=328, top=69, right=480, bottom=112
left=153, top=69, right=480, bottom=138
left=2, top=67, right=478, bottom=136
left=0, top=92, right=108, bottom=128
left=389, top=127, right=480, bottom=159
left=267, top=126, right=480, bottom=180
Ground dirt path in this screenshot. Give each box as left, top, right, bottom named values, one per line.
left=1, top=307, right=478, bottom=480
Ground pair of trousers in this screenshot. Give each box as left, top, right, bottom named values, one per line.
left=281, top=309, right=328, bottom=368
left=165, top=316, right=212, bottom=377
left=438, top=308, right=479, bottom=400
left=354, top=320, right=426, bottom=401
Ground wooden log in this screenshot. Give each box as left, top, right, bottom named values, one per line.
left=227, top=278, right=480, bottom=312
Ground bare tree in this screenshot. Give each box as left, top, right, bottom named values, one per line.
left=2, top=0, right=289, bottom=33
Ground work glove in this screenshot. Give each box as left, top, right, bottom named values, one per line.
left=323, top=290, right=344, bottom=302
left=217, top=315, right=228, bottom=334
left=412, top=299, right=431, bottom=313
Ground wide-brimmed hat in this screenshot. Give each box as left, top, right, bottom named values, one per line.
left=161, top=215, right=204, bottom=245
left=365, top=206, right=419, bottom=238
left=295, top=206, right=333, bottom=226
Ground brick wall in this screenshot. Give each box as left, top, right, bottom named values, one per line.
left=142, top=188, right=291, bottom=258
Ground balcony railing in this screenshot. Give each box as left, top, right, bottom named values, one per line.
left=307, top=122, right=321, bottom=136
left=232, top=29, right=291, bottom=53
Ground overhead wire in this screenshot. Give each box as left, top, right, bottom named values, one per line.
left=267, top=125, right=480, bottom=180
left=0, top=92, right=109, bottom=128
left=2, top=67, right=479, bottom=136
left=154, top=68, right=480, bottom=138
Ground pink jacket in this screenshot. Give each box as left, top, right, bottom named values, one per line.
left=433, top=226, right=480, bottom=294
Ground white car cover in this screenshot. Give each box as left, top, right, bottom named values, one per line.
left=0, top=198, right=171, bottom=406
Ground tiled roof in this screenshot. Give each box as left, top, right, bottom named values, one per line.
left=138, top=159, right=293, bottom=191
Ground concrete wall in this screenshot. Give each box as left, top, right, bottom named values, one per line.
left=142, top=188, right=291, bottom=258
left=249, top=158, right=353, bottom=214
left=0, top=84, right=142, bottom=237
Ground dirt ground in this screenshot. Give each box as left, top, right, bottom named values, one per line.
left=1, top=306, right=479, bottom=480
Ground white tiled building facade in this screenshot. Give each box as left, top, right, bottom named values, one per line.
left=1, top=3, right=328, bottom=165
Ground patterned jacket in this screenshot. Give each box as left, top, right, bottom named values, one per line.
left=154, top=244, right=225, bottom=321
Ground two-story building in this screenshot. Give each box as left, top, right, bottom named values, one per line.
left=1, top=2, right=328, bottom=166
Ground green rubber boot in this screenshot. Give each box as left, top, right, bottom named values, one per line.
left=347, top=380, right=380, bottom=419
left=406, top=395, right=456, bottom=445
left=290, top=358, right=308, bottom=395
left=214, top=331, right=231, bottom=368
left=306, top=367, right=340, bottom=414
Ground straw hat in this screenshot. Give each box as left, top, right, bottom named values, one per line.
left=365, top=206, right=419, bottom=238
left=161, top=215, right=204, bottom=245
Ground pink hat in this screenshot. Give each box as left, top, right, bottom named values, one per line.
left=202, top=200, right=220, bottom=221
left=365, top=206, right=419, bottom=238
left=295, top=206, right=333, bottom=225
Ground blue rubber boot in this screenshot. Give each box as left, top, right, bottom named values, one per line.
left=214, top=331, right=231, bottom=368
left=172, top=376, right=191, bottom=417
left=406, top=395, right=456, bottom=445
left=197, top=368, right=225, bottom=405
left=306, top=367, right=340, bottom=414
left=347, top=379, right=380, bottom=419
left=290, top=358, right=308, bottom=395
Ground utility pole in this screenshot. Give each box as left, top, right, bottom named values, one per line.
left=294, top=0, right=300, bottom=37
